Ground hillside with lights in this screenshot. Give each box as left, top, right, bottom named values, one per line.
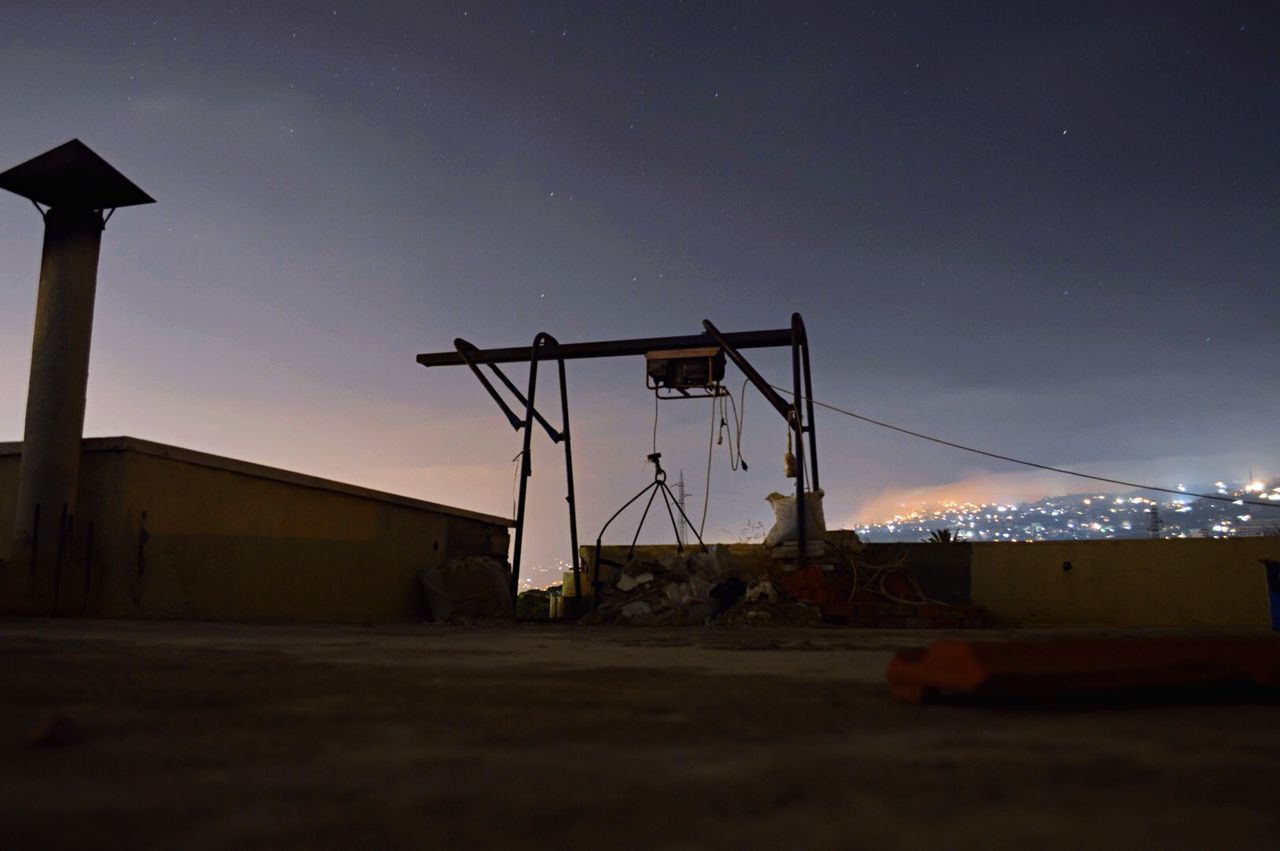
left=854, top=478, right=1280, bottom=542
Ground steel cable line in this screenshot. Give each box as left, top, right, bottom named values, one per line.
left=769, top=385, right=1280, bottom=510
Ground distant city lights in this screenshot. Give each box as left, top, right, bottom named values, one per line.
left=852, top=475, right=1280, bottom=543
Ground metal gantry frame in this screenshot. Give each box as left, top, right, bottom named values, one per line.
left=418, top=313, right=819, bottom=607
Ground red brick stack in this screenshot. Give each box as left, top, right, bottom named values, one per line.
left=777, top=565, right=989, bottom=628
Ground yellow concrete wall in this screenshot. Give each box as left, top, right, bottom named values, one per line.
left=970, top=539, right=1280, bottom=628
left=587, top=537, right=1280, bottom=629
left=1, top=438, right=510, bottom=622
left=0, top=452, right=16, bottom=572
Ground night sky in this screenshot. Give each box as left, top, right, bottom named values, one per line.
left=2, top=2, right=1278, bottom=584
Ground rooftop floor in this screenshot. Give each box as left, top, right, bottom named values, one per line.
left=2, top=620, right=1277, bottom=849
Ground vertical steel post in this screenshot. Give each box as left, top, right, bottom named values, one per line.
left=555, top=356, right=582, bottom=601
left=510, top=337, right=542, bottom=601
left=795, top=313, right=820, bottom=493
left=791, top=323, right=807, bottom=569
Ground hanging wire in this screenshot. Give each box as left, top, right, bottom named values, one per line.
left=717, top=377, right=750, bottom=471
left=651, top=392, right=659, bottom=455
left=510, top=450, right=524, bottom=519
left=699, top=378, right=753, bottom=536
left=699, top=385, right=718, bottom=537
left=770, top=384, right=1280, bottom=509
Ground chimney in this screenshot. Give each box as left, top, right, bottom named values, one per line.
left=0, top=139, right=153, bottom=613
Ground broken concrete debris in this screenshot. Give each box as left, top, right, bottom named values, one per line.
left=578, top=547, right=822, bottom=627
left=619, top=601, right=653, bottom=624
left=540, top=537, right=991, bottom=628
left=417, top=556, right=515, bottom=622
left=522, top=532, right=989, bottom=627
left=744, top=579, right=777, bottom=605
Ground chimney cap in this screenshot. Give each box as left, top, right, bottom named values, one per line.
left=0, top=139, right=154, bottom=210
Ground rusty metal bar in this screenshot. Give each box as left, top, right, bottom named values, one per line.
left=419, top=328, right=792, bottom=368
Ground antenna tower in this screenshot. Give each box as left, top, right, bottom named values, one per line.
left=675, top=469, right=688, bottom=547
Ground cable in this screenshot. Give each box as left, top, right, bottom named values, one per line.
left=831, top=539, right=946, bottom=607
left=700, top=379, right=753, bottom=537
left=771, top=384, right=1280, bottom=510
left=718, top=378, right=750, bottom=471
left=699, top=386, right=717, bottom=537
left=510, top=450, right=524, bottom=519
left=651, top=393, right=659, bottom=455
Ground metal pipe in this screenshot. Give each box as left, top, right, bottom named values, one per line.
left=486, top=361, right=562, bottom=442
left=791, top=326, right=807, bottom=569
left=454, top=339, right=522, bottom=430
left=509, top=334, right=545, bottom=601
left=795, top=313, right=820, bottom=492
left=700, top=320, right=793, bottom=419
left=553, top=346, right=581, bottom=602
left=455, top=339, right=563, bottom=441
left=419, top=328, right=793, bottom=368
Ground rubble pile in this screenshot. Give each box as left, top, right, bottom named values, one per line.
left=417, top=556, right=515, bottom=622
left=579, top=547, right=819, bottom=626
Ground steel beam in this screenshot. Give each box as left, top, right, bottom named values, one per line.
left=418, top=328, right=793, bottom=368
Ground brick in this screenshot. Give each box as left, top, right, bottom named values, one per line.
left=892, top=604, right=916, bottom=617
left=877, top=616, right=905, bottom=628
left=904, top=617, right=932, bottom=629
left=963, top=618, right=986, bottom=629
left=882, top=573, right=917, bottom=599
left=934, top=618, right=961, bottom=629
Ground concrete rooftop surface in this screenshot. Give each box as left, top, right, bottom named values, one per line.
left=2, top=620, right=1278, bottom=850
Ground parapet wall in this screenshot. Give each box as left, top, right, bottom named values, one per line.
left=585, top=536, right=1280, bottom=629
left=0, top=437, right=511, bottom=622
left=969, top=538, right=1277, bottom=628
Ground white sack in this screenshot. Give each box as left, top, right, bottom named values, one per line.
left=763, top=489, right=826, bottom=547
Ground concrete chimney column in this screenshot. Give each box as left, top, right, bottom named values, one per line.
left=0, top=139, right=153, bottom=613
left=10, top=207, right=104, bottom=608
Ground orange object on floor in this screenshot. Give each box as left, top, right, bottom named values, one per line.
left=887, top=636, right=1280, bottom=704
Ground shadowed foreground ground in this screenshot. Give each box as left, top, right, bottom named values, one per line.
left=1, top=619, right=1278, bottom=849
